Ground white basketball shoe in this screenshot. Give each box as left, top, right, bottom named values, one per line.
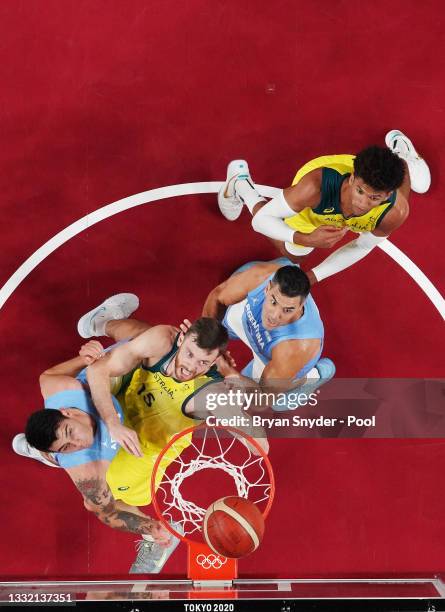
left=12, top=434, right=60, bottom=468
left=77, top=293, right=139, bottom=338
left=217, top=159, right=252, bottom=221
left=385, top=130, right=431, bottom=194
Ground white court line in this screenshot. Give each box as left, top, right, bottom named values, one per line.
left=0, top=182, right=444, bottom=321
left=378, top=240, right=445, bottom=320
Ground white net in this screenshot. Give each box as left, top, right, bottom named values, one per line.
left=153, top=426, right=273, bottom=538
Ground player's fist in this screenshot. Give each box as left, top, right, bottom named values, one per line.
left=79, top=340, right=105, bottom=365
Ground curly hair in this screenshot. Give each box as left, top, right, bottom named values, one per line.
left=353, top=146, right=405, bottom=192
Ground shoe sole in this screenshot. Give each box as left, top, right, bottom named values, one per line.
left=217, top=186, right=243, bottom=221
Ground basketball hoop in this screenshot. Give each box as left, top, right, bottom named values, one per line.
left=151, top=424, right=275, bottom=585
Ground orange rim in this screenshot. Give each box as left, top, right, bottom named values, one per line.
left=150, top=423, right=275, bottom=544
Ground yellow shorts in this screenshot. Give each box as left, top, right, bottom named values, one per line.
left=106, top=432, right=192, bottom=507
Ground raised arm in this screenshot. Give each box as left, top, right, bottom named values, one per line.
left=86, top=325, right=175, bottom=456
left=39, top=340, right=105, bottom=399
left=306, top=195, right=409, bottom=285
left=202, top=263, right=279, bottom=318
left=66, top=461, right=170, bottom=545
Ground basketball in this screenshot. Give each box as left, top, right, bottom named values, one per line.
left=203, top=496, right=265, bottom=559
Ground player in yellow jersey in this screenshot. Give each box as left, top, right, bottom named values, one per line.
left=217, top=130, right=431, bottom=285
left=78, top=294, right=267, bottom=492
left=16, top=294, right=265, bottom=572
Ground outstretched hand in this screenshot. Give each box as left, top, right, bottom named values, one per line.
left=108, top=421, right=143, bottom=458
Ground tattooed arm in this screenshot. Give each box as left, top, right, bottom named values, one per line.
left=65, top=461, right=170, bottom=545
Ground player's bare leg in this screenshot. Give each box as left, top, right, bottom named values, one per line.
left=105, top=318, right=150, bottom=341
left=218, top=162, right=312, bottom=262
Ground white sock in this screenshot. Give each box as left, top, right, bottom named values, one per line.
left=93, top=316, right=110, bottom=337
left=235, top=179, right=266, bottom=214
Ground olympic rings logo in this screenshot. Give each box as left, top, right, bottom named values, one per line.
left=196, top=553, right=227, bottom=570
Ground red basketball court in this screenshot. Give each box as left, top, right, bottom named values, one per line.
left=1, top=0, right=444, bottom=605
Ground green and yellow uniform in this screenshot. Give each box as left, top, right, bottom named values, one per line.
left=106, top=337, right=221, bottom=506
left=284, top=154, right=397, bottom=238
